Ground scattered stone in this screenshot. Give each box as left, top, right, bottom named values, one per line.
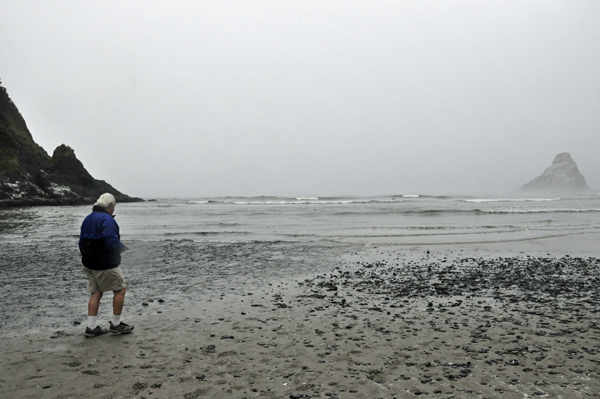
left=201, top=345, right=216, bottom=353
left=133, top=382, right=148, bottom=392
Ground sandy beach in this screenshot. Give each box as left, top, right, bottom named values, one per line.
left=2, top=248, right=600, bottom=399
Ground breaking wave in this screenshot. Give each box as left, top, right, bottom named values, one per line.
left=464, top=198, right=560, bottom=203
left=231, top=199, right=405, bottom=205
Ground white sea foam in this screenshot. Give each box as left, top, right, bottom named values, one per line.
left=188, top=200, right=209, bottom=204
left=49, top=183, right=74, bottom=195
left=465, top=198, right=560, bottom=203
left=296, top=197, right=319, bottom=200
left=402, top=194, right=420, bottom=198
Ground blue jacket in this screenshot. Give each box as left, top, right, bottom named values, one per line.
left=79, top=206, right=125, bottom=270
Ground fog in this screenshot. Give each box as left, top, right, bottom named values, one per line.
left=1, top=1, right=599, bottom=198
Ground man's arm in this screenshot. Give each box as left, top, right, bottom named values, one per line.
left=100, top=218, right=125, bottom=253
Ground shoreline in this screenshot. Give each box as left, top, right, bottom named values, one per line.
left=2, top=250, right=600, bottom=398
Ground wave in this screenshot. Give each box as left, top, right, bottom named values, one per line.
left=183, top=195, right=462, bottom=205
left=328, top=207, right=600, bottom=216
left=389, top=194, right=450, bottom=199
left=187, top=200, right=227, bottom=204
left=479, top=208, right=600, bottom=214
left=203, top=222, right=240, bottom=227
left=285, top=229, right=526, bottom=238
left=464, top=198, right=560, bottom=203
left=357, top=224, right=520, bottom=231
left=232, top=199, right=405, bottom=205
left=326, top=231, right=591, bottom=247
left=163, top=231, right=248, bottom=236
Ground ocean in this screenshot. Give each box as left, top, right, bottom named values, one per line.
left=1, top=193, right=599, bottom=334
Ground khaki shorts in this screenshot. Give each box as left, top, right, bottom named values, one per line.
left=83, top=266, right=126, bottom=293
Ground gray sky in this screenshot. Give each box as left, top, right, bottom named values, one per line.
left=1, top=1, right=599, bottom=198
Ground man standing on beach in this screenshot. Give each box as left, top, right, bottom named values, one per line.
left=79, top=193, right=134, bottom=337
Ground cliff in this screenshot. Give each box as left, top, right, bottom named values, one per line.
left=0, top=81, right=143, bottom=207
left=519, top=152, right=593, bottom=194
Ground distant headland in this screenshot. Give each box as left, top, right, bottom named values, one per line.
left=0, top=81, right=143, bottom=207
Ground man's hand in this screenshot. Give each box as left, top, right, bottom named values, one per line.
left=122, top=244, right=130, bottom=252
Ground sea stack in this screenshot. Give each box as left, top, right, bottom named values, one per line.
left=519, top=152, right=593, bottom=194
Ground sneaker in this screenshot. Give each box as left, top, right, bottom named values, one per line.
left=109, top=321, right=134, bottom=334
left=85, top=326, right=109, bottom=338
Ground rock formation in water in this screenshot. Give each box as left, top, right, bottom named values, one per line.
left=0, top=81, right=143, bottom=207
left=519, top=152, right=593, bottom=193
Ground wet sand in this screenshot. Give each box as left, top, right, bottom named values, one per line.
left=2, top=249, right=600, bottom=398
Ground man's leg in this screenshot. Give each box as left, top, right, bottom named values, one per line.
left=112, top=287, right=127, bottom=325
left=110, top=287, right=134, bottom=333
left=88, top=292, right=103, bottom=329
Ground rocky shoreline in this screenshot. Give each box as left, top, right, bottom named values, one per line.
left=0, top=195, right=143, bottom=208
left=1, top=250, right=599, bottom=398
